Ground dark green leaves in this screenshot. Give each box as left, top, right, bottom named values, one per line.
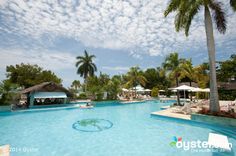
left=209, top=1, right=227, bottom=34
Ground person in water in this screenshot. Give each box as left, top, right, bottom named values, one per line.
left=86, top=103, right=92, bottom=106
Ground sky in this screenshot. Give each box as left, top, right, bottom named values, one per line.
left=0, top=0, right=235, bottom=87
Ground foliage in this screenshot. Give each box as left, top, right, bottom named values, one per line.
left=6, top=63, right=62, bottom=88
left=164, top=0, right=227, bottom=36
left=179, top=59, right=196, bottom=86
left=0, top=80, right=20, bottom=105
left=163, top=52, right=185, bottom=86
left=151, top=87, right=159, bottom=97
left=75, top=50, right=97, bottom=79
left=71, top=80, right=81, bottom=90
left=194, top=63, right=210, bottom=88
left=105, top=77, right=122, bottom=100
left=67, top=88, right=78, bottom=99
left=163, top=52, right=185, bottom=104
left=218, top=89, right=236, bottom=101
left=144, top=68, right=170, bottom=90
left=86, top=73, right=122, bottom=100
left=125, top=66, right=147, bottom=88
left=78, top=93, right=87, bottom=99
left=217, top=54, right=236, bottom=82
left=164, top=0, right=231, bottom=113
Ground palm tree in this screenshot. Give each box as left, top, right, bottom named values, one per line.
left=180, top=59, right=195, bottom=86
left=75, top=50, right=97, bottom=92
left=180, top=59, right=196, bottom=100
left=71, top=80, right=81, bottom=90
left=163, top=53, right=185, bottom=105
left=126, top=66, right=147, bottom=98
left=195, top=63, right=210, bottom=88
left=164, top=0, right=233, bottom=113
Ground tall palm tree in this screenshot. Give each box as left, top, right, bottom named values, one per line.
left=164, top=0, right=233, bottom=113
left=126, top=66, right=147, bottom=98
left=75, top=50, right=97, bottom=92
left=163, top=53, right=185, bottom=105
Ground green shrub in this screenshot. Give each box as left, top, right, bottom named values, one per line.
left=151, top=87, right=159, bottom=97
left=218, top=89, right=236, bottom=101
left=78, top=93, right=87, bottom=99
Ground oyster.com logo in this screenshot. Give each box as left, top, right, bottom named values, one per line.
left=169, top=136, right=182, bottom=147
left=169, top=136, right=233, bottom=153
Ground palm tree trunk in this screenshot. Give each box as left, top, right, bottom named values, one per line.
left=176, top=77, right=180, bottom=105
left=84, top=77, right=87, bottom=93
left=189, top=81, right=192, bottom=101
left=204, top=6, right=220, bottom=113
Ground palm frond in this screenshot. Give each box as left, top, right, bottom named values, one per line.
left=75, top=60, right=84, bottom=67
left=76, top=56, right=85, bottom=60
left=184, top=1, right=201, bottom=36
left=230, top=0, right=236, bottom=11
left=91, top=63, right=97, bottom=72
left=209, top=1, right=227, bottom=34
left=164, top=0, right=181, bottom=17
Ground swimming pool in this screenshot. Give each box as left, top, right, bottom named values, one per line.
left=0, top=100, right=235, bottom=156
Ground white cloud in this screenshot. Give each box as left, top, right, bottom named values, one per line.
left=0, top=0, right=235, bottom=57
left=102, top=66, right=129, bottom=71
left=0, top=47, right=76, bottom=71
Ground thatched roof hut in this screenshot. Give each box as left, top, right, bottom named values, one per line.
left=20, top=82, right=72, bottom=107
left=21, top=82, right=72, bottom=97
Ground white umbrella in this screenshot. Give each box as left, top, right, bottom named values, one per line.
left=133, top=85, right=144, bottom=90
left=191, top=87, right=203, bottom=92
left=171, top=85, right=195, bottom=101
left=122, top=88, right=129, bottom=92
left=202, top=88, right=210, bottom=92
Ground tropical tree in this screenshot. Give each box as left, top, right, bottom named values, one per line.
left=217, top=54, right=236, bottom=82
left=180, top=59, right=196, bottom=86
left=144, top=67, right=171, bottom=90
left=125, top=66, right=147, bottom=98
left=179, top=59, right=196, bottom=100
left=71, top=80, right=81, bottom=90
left=6, top=63, right=62, bottom=88
left=75, top=50, right=97, bottom=92
left=105, top=77, right=122, bottom=100
left=164, top=0, right=233, bottom=113
left=0, top=80, right=20, bottom=105
left=163, top=53, right=185, bottom=105
left=195, top=63, right=210, bottom=88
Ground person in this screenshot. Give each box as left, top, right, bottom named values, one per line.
left=86, top=103, right=92, bottom=107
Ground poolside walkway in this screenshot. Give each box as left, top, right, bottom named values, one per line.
left=151, top=109, right=191, bottom=120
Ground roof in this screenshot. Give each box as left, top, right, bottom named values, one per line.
left=20, top=82, right=72, bottom=97
left=218, top=82, right=236, bottom=90
left=33, top=92, right=67, bottom=98
left=178, top=82, right=199, bottom=87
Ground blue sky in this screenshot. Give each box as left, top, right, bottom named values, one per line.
left=0, top=0, right=235, bottom=87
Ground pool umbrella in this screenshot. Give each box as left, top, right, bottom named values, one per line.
left=171, top=85, right=195, bottom=101
left=122, top=88, right=129, bottom=92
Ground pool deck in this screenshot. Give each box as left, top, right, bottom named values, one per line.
left=151, top=109, right=191, bottom=120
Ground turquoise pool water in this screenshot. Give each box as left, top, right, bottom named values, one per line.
left=0, top=100, right=235, bottom=156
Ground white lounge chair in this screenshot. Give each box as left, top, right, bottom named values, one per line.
left=208, top=133, right=231, bottom=151
left=171, top=103, right=192, bottom=115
